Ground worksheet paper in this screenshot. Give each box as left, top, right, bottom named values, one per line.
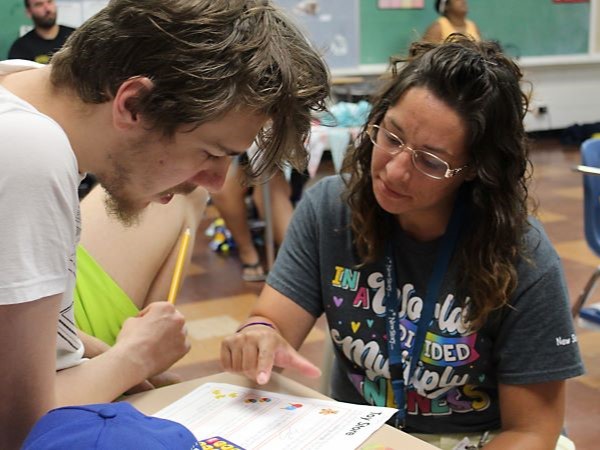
left=154, top=382, right=397, bottom=449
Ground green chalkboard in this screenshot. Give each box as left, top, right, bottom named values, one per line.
left=1, top=0, right=30, bottom=60
left=360, top=0, right=590, bottom=65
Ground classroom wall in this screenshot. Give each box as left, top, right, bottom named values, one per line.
left=355, top=1, right=598, bottom=132
left=523, top=57, right=600, bottom=131
left=1, top=0, right=593, bottom=64
left=360, top=0, right=590, bottom=65
left=1, top=0, right=598, bottom=131
left=593, top=0, right=600, bottom=52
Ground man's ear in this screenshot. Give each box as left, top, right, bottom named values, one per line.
left=112, top=76, right=154, bottom=131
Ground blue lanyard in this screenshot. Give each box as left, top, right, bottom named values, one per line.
left=385, top=193, right=465, bottom=428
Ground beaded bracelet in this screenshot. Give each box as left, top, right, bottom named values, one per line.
left=236, top=321, right=276, bottom=333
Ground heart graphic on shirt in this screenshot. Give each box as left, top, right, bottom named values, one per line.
left=366, top=319, right=374, bottom=328
left=333, top=296, right=343, bottom=307
left=351, top=321, right=361, bottom=333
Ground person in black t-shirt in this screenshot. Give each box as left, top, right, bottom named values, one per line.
left=8, top=0, right=74, bottom=64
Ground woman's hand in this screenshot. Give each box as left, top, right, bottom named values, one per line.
left=221, top=320, right=321, bottom=384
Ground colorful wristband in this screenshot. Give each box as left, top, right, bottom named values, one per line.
left=236, top=321, right=276, bottom=333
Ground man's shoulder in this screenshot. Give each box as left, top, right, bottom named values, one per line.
left=8, top=34, right=28, bottom=52
left=0, top=101, right=73, bottom=173
left=58, top=25, right=76, bottom=37
left=13, top=29, right=39, bottom=43
left=8, top=30, right=38, bottom=59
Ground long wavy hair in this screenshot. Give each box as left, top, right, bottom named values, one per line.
left=342, top=35, right=532, bottom=329
left=50, top=0, right=329, bottom=181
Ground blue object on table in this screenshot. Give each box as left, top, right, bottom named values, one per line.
left=23, top=402, right=199, bottom=450
left=579, top=306, right=600, bottom=325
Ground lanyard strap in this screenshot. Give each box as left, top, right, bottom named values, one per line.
left=385, top=192, right=466, bottom=427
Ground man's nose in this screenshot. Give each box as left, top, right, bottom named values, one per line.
left=190, top=158, right=232, bottom=192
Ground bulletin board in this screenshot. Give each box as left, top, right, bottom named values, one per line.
left=275, top=0, right=360, bottom=70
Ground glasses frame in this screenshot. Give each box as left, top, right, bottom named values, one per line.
left=367, top=124, right=469, bottom=180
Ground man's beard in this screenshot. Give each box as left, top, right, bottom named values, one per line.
left=32, top=13, right=56, bottom=30
left=103, top=188, right=144, bottom=228
left=102, top=182, right=197, bottom=227
left=95, top=138, right=198, bottom=227
left=98, top=161, right=198, bottom=227
left=95, top=153, right=146, bottom=227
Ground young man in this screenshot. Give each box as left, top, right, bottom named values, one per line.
left=8, top=0, right=75, bottom=63
left=0, top=0, right=329, bottom=448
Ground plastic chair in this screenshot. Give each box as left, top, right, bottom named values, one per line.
left=571, top=138, right=600, bottom=329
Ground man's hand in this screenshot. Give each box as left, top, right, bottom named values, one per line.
left=116, top=302, right=190, bottom=380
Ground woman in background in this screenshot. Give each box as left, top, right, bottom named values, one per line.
left=423, top=0, right=481, bottom=43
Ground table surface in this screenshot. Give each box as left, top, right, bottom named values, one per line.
left=125, top=371, right=439, bottom=449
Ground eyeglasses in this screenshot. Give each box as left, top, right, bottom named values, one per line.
left=366, top=124, right=469, bottom=180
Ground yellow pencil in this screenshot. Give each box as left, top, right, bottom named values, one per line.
left=167, top=227, right=191, bottom=304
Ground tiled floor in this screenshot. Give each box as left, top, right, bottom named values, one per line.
left=172, top=137, right=600, bottom=449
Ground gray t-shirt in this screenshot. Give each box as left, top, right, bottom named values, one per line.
left=267, top=175, right=584, bottom=434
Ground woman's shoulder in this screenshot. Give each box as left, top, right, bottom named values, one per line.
left=520, top=216, right=561, bottom=270
left=423, top=18, right=444, bottom=42
left=523, top=217, right=553, bottom=247
left=299, top=175, right=351, bottom=226
left=303, top=174, right=347, bottom=204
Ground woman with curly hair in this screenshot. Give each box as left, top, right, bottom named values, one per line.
left=222, top=36, right=583, bottom=449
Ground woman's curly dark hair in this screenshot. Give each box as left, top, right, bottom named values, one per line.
left=342, top=35, right=532, bottom=330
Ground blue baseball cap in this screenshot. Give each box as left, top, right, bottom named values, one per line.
left=23, top=402, right=200, bottom=450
